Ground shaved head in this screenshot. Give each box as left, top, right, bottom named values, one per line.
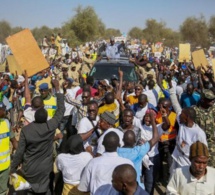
left=103, top=131, right=120, bottom=152
left=112, top=164, right=137, bottom=184
left=138, top=94, right=147, bottom=102
left=123, top=130, right=136, bottom=147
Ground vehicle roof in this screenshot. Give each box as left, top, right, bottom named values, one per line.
left=94, top=59, right=134, bottom=67
left=94, top=58, right=134, bottom=66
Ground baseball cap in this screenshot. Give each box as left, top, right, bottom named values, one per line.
left=146, top=63, right=152, bottom=68
left=39, top=83, right=49, bottom=90
left=0, top=102, right=6, bottom=110
left=111, top=75, right=118, bottom=81
left=202, top=89, right=215, bottom=100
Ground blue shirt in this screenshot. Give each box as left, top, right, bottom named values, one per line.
left=180, top=92, right=201, bottom=108
left=117, top=142, right=150, bottom=189
left=94, top=184, right=149, bottom=195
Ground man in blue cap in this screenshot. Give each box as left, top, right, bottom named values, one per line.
left=0, top=102, right=18, bottom=195
left=39, top=82, right=57, bottom=119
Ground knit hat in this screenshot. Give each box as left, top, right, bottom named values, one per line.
left=190, top=141, right=209, bottom=159
left=100, top=111, right=116, bottom=126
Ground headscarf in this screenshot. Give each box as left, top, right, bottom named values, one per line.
left=66, top=134, right=84, bottom=155
left=145, top=109, right=157, bottom=118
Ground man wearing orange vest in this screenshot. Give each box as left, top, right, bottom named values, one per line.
left=0, top=102, right=18, bottom=195
left=156, top=98, right=178, bottom=183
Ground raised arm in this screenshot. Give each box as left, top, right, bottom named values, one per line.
left=168, top=77, right=182, bottom=115
left=47, top=80, right=65, bottom=130
left=160, top=104, right=170, bottom=131
left=149, top=111, right=159, bottom=149
left=24, top=70, right=31, bottom=104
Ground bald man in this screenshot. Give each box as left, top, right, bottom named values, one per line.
left=117, top=114, right=159, bottom=190
left=78, top=132, right=133, bottom=194
left=131, top=94, right=157, bottom=120
left=94, top=164, right=148, bottom=195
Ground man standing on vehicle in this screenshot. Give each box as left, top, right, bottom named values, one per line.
left=106, top=36, right=119, bottom=59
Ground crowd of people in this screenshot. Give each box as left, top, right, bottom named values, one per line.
left=0, top=35, right=215, bottom=195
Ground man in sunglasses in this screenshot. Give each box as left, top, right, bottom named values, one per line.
left=193, top=89, right=215, bottom=168
left=156, top=98, right=178, bottom=183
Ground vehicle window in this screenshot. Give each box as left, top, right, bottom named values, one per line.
left=89, top=64, right=137, bottom=82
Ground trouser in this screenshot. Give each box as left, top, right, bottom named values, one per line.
left=59, top=115, right=76, bottom=138
left=0, top=168, right=9, bottom=195
left=142, top=154, right=160, bottom=195
left=158, top=139, right=175, bottom=182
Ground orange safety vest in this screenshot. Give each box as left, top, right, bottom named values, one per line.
left=156, top=111, right=177, bottom=142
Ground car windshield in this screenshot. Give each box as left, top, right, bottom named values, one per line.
left=89, top=64, right=138, bottom=81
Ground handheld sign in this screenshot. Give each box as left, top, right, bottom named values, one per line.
left=179, top=44, right=190, bottom=62
left=192, top=49, right=208, bottom=68
left=6, top=29, right=49, bottom=77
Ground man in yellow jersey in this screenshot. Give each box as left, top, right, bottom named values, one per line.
left=39, top=83, right=57, bottom=118
left=0, top=102, right=18, bottom=195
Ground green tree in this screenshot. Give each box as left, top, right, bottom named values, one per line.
left=32, top=25, right=53, bottom=45
left=62, top=22, right=80, bottom=47
left=0, top=20, right=12, bottom=43
left=104, top=28, right=121, bottom=39
left=161, top=28, right=181, bottom=47
left=180, top=15, right=209, bottom=48
left=11, top=26, right=24, bottom=34
left=65, top=6, right=105, bottom=43
left=142, top=19, right=166, bottom=43
left=209, top=16, right=215, bottom=42
left=128, top=27, right=143, bottom=39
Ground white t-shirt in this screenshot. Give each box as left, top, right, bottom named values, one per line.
left=78, top=152, right=133, bottom=194
left=135, top=103, right=148, bottom=120
left=143, top=89, right=158, bottom=107
left=97, top=128, right=124, bottom=155
left=172, top=121, right=207, bottom=167
left=77, top=116, right=100, bottom=149
left=133, top=117, right=164, bottom=157
left=64, top=87, right=80, bottom=116
left=56, top=152, right=92, bottom=185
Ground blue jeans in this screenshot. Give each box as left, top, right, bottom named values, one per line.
left=142, top=154, right=160, bottom=195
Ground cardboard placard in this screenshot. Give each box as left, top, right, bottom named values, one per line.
left=179, top=44, right=190, bottom=62
left=192, top=49, right=208, bottom=68
left=6, top=55, right=23, bottom=75
left=154, top=52, right=161, bottom=58
left=0, top=61, right=6, bottom=72
left=6, top=29, right=49, bottom=77
left=151, top=44, right=155, bottom=53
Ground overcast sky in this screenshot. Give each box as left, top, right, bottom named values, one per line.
left=0, top=0, right=214, bottom=33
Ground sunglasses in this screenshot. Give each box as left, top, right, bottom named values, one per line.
left=135, top=88, right=141, bottom=91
